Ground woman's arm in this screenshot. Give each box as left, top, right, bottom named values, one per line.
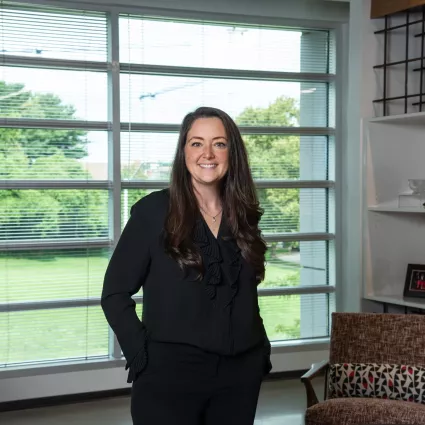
left=262, top=322, right=272, bottom=375
left=258, top=303, right=272, bottom=375
left=101, top=201, right=151, bottom=376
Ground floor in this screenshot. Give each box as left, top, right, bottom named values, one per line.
left=0, top=377, right=324, bottom=425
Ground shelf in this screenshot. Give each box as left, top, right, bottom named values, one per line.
left=368, top=111, right=425, bottom=125
left=368, top=206, right=425, bottom=213
left=364, top=294, right=425, bottom=310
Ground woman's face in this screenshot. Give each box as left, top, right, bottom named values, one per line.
left=184, top=117, right=229, bottom=188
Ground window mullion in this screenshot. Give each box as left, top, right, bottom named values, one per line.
left=107, top=10, right=122, bottom=361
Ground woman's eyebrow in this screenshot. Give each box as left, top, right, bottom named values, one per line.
left=188, top=136, right=228, bottom=141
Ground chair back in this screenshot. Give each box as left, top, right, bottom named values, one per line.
left=329, top=312, right=425, bottom=367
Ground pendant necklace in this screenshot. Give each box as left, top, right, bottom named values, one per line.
left=200, top=206, right=222, bottom=223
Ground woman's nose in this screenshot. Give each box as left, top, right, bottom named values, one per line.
left=203, top=145, right=214, bottom=159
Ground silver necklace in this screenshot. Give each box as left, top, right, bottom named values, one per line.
left=200, top=206, right=222, bottom=223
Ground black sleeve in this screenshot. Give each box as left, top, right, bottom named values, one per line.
left=101, top=202, right=152, bottom=380
left=262, top=323, right=272, bottom=375
left=258, top=304, right=272, bottom=376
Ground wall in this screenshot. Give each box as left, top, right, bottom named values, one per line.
left=0, top=0, right=349, bottom=402
left=341, top=0, right=378, bottom=312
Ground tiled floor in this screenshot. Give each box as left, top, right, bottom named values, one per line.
left=0, top=377, right=324, bottom=425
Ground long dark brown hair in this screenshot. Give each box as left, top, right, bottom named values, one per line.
left=164, top=106, right=267, bottom=283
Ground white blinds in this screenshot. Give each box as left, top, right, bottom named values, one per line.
left=120, top=75, right=329, bottom=127
left=1, top=248, right=109, bottom=301
left=0, top=248, right=109, bottom=365
left=0, top=190, right=109, bottom=240
left=260, top=292, right=335, bottom=341
left=121, top=133, right=330, bottom=181
left=0, top=307, right=108, bottom=364
left=1, top=130, right=109, bottom=180
left=119, top=17, right=332, bottom=73
left=0, top=68, right=108, bottom=120
left=0, top=3, right=107, bottom=61
left=261, top=240, right=333, bottom=288
left=0, top=4, right=110, bottom=367
left=120, top=14, right=336, bottom=343
left=1, top=4, right=337, bottom=369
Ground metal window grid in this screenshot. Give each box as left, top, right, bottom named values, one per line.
left=0, top=5, right=339, bottom=367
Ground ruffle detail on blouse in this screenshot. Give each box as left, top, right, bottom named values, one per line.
left=193, top=219, right=222, bottom=300
left=222, top=237, right=242, bottom=307
left=125, top=328, right=148, bottom=384
left=193, top=217, right=242, bottom=305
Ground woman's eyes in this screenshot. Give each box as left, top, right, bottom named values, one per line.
left=191, top=142, right=227, bottom=148
left=191, top=142, right=227, bottom=149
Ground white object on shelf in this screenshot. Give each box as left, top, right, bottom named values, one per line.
left=408, top=179, right=425, bottom=195
left=398, top=193, right=425, bottom=208
left=364, top=294, right=425, bottom=310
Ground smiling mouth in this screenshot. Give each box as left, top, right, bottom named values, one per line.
left=199, top=164, right=217, bottom=169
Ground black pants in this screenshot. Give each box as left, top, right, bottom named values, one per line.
left=131, top=341, right=265, bottom=425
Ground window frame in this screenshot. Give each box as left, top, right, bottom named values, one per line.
left=0, top=3, right=344, bottom=375
left=117, top=14, right=337, bottom=348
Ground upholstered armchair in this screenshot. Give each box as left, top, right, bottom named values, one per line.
left=302, top=312, right=425, bottom=425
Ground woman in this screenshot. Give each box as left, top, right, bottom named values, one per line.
left=101, top=106, right=272, bottom=425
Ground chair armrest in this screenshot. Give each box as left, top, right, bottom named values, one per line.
left=301, top=360, right=329, bottom=408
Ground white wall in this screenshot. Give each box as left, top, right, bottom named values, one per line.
left=0, top=0, right=349, bottom=403
left=341, top=0, right=379, bottom=312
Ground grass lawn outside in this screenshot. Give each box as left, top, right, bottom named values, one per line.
left=0, top=306, right=109, bottom=365
left=260, top=257, right=302, bottom=341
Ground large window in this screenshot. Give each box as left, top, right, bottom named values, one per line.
left=0, top=3, right=336, bottom=368
left=0, top=4, right=110, bottom=367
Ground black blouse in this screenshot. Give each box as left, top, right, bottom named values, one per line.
left=101, top=189, right=271, bottom=383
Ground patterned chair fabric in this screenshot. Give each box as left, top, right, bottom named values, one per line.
left=306, top=397, right=425, bottom=425
left=329, top=313, right=425, bottom=367
left=328, top=363, right=425, bottom=402
left=304, top=312, right=425, bottom=425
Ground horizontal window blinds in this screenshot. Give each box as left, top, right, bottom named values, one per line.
left=0, top=3, right=110, bottom=367
left=1, top=4, right=337, bottom=369
left=0, top=248, right=109, bottom=302
left=120, top=17, right=332, bottom=74
left=121, top=133, right=330, bottom=182
left=260, top=292, right=335, bottom=341
left=1, top=130, right=109, bottom=180
left=120, top=14, right=336, bottom=346
left=0, top=189, right=109, bottom=240
left=0, top=307, right=108, bottom=365
left=0, top=3, right=107, bottom=61
left=261, top=240, right=333, bottom=289
left=120, top=75, right=329, bottom=127
left=0, top=67, right=108, bottom=121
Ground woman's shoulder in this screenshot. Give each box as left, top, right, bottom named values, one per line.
left=131, top=188, right=170, bottom=216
